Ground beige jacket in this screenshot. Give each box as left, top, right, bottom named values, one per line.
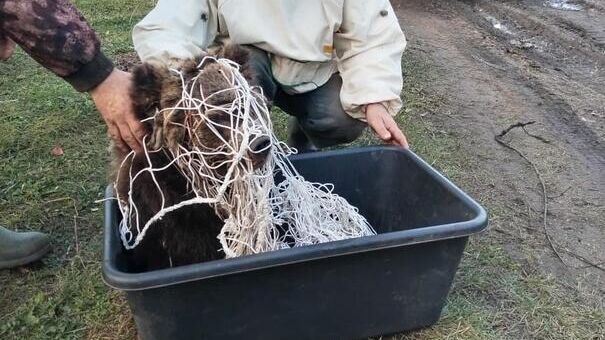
left=133, top=0, right=406, bottom=120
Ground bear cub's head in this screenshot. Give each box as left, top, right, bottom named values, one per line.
left=128, top=45, right=271, bottom=171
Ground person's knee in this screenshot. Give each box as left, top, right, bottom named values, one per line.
left=332, top=118, right=366, bottom=144
left=301, top=115, right=366, bottom=146
left=340, top=119, right=366, bottom=143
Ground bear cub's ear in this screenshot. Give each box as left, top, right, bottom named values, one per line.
left=215, top=45, right=254, bottom=83
left=130, top=62, right=167, bottom=120
left=217, top=44, right=250, bottom=68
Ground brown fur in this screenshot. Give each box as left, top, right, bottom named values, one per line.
left=111, top=45, right=265, bottom=272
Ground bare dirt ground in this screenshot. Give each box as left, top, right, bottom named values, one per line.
left=393, top=0, right=604, bottom=295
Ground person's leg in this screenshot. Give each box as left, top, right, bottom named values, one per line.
left=241, top=46, right=318, bottom=150
left=241, top=46, right=278, bottom=101
left=276, top=74, right=366, bottom=150
left=286, top=116, right=317, bottom=152
left=0, top=226, right=50, bottom=269
left=242, top=48, right=365, bottom=150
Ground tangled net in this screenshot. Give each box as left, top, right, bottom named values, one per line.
left=116, top=56, right=375, bottom=258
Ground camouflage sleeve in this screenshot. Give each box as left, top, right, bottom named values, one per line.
left=0, top=0, right=114, bottom=92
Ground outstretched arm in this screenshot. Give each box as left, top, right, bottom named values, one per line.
left=0, top=0, right=144, bottom=152
left=0, top=0, right=111, bottom=90
left=334, top=0, right=408, bottom=147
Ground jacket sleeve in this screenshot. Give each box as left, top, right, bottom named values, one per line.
left=334, top=0, right=406, bottom=120
left=0, top=0, right=113, bottom=92
left=133, top=0, right=213, bottom=64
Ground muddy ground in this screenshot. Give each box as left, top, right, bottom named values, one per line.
left=393, top=0, right=604, bottom=295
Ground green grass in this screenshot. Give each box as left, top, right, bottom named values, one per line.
left=1, top=1, right=603, bottom=339
left=0, top=1, right=150, bottom=339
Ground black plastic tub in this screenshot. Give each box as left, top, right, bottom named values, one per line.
left=103, top=146, right=488, bottom=340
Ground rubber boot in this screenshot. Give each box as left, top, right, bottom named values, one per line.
left=286, top=117, right=318, bottom=153
left=0, top=226, right=50, bottom=269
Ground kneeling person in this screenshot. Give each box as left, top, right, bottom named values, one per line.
left=133, top=0, right=408, bottom=150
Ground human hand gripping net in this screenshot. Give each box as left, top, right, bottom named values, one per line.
left=115, top=56, right=375, bottom=258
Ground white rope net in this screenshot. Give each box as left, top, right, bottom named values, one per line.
left=115, top=56, right=375, bottom=259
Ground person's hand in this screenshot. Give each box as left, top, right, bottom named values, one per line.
left=90, top=69, right=145, bottom=153
left=366, top=103, right=409, bottom=148
left=0, top=35, right=16, bottom=61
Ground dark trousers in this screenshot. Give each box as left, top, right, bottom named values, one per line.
left=244, top=46, right=366, bottom=149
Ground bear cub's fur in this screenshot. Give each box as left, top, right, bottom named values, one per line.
left=111, top=45, right=264, bottom=272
